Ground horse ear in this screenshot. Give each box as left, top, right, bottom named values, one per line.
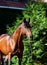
left=24, top=18, right=26, bottom=23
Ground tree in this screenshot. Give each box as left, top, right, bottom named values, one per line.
left=6, top=2, right=47, bottom=65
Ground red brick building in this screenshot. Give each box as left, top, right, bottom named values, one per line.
left=0, top=0, right=27, bottom=10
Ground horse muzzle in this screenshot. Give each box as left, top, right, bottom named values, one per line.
left=29, top=35, right=33, bottom=40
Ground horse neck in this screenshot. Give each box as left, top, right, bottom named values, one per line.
left=12, top=26, right=23, bottom=43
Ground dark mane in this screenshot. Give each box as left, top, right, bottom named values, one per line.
left=18, top=22, right=22, bottom=26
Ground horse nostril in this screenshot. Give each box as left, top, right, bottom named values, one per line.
left=30, top=36, right=32, bottom=39
left=30, top=35, right=33, bottom=40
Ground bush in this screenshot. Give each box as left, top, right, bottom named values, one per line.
left=6, top=2, right=47, bottom=65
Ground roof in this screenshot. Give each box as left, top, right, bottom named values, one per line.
left=0, top=0, right=26, bottom=10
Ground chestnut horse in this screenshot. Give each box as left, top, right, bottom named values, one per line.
left=0, top=18, right=32, bottom=65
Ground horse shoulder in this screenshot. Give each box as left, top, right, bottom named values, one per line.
left=8, top=38, right=16, bottom=52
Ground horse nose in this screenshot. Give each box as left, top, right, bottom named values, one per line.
left=30, top=35, right=33, bottom=40
left=30, top=36, right=32, bottom=39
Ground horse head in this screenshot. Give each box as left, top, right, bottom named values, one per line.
left=20, top=18, right=32, bottom=40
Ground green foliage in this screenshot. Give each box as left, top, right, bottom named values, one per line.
left=6, top=2, right=47, bottom=65
left=7, top=18, right=22, bottom=34
left=23, top=2, right=47, bottom=65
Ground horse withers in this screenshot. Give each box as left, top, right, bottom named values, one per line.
left=0, top=18, right=32, bottom=65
